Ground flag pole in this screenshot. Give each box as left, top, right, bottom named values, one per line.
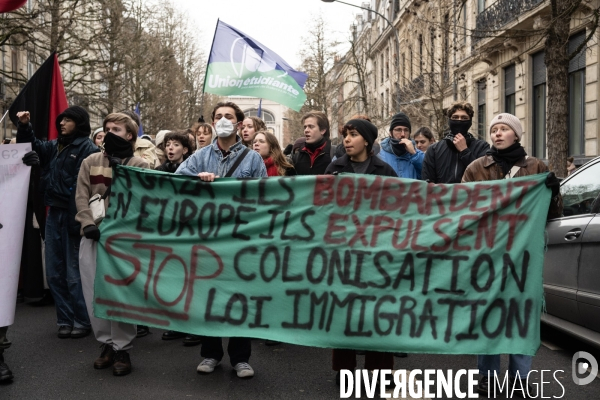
left=199, top=19, right=221, bottom=123
left=0, top=110, right=9, bottom=125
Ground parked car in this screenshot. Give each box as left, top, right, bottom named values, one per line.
left=543, top=156, right=600, bottom=348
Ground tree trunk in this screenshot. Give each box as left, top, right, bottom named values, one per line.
left=545, top=0, right=581, bottom=178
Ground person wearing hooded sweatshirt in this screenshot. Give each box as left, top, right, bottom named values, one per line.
left=422, top=101, right=490, bottom=183
left=378, top=112, right=424, bottom=179
left=16, top=106, right=99, bottom=339
left=75, top=113, right=149, bottom=377
left=462, top=113, right=562, bottom=395
left=325, top=118, right=396, bottom=383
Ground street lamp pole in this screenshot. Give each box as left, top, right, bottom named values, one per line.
left=321, top=0, right=402, bottom=110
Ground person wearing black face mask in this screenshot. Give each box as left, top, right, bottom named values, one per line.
left=422, top=101, right=490, bottom=183
left=378, top=112, right=424, bottom=179
left=75, top=113, right=150, bottom=377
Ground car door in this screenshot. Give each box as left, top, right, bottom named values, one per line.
left=544, top=158, right=600, bottom=325
left=577, top=211, right=600, bottom=333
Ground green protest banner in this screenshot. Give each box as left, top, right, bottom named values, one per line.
left=94, top=166, right=551, bottom=355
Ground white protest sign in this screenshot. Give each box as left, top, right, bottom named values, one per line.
left=0, top=143, right=31, bottom=326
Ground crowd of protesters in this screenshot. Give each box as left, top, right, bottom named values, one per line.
left=1, top=99, right=562, bottom=397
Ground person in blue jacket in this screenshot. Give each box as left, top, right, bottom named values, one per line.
left=16, top=106, right=99, bottom=339
left=176, top=101, right=265, bottom=379
left=378, top=112, right=424, bottom=179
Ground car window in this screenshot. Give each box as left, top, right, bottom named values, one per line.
left=561, top=161, right=600, bottom=216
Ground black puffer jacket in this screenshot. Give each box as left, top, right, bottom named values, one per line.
left=421, top=137, right=489, bottom=183
left=17, top=107, right=99, bottom=234
left=325, top=154, right=398, bottom=177
left=292, top=140, right=332, bottom=175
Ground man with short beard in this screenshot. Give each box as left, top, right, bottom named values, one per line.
left=16, top=107, right=99, bottom=339
left=422, top=101, right=489, bottom=183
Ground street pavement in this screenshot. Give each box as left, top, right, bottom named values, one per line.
left=1, top=302, right=599, bottom=399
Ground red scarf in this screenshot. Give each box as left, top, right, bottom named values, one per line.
left=302, top=141, right=327, bottom=166
left=264, top=157, right=279, bottom=176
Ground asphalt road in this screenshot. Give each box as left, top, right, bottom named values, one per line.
left=1, top=302, right=599, bottom=399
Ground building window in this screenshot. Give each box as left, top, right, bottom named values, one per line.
left=381, top=93, right=384, bottom=118
left=504, top=64, right=515, bottom=114
left=374, top=60, right=378, bottom=88
left=478, top=0, right=486, bottom=13
left=11, top=51, right=18, bottom=81
left=380, top=54, right=384, bottom=84
left=477, top=80, right=486, bottom=140
left=385, top=47, right=389, bottom=80
left=532, top=51, right=547, bottom=158
left=244, top=109, right=275, bottom=124
left=569, top=31, right=586, bottom=156
left=386, top=88, right=390, bottom=116
left=461, top=3, right=467, bottom=44
left=401, top=53, right=405, bottom=86
left=409, top=47, right=413, bottom=81
left=443, top=14, right=449, bottom=82
left=418, top=34, right=423, bottom=70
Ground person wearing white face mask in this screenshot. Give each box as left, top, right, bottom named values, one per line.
left=176, top=101, right=267, bottom=182
left=175, top=102, right=266, bottom=379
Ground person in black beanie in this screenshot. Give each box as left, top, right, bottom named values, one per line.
left=422, top=101, right=489, bottom=183
left=325, top=118, right=396, bottom=384
left=16, top=106, right=99, bottom=339
left=325, top=118, right=396, bottom=176
left=378, top=111, right=424, bottom=179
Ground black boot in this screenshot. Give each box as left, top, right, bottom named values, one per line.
left=161, top=330, right=185, bottom=340
left=0, top=354, right=13, bottom=382
left=136, top=325, right=150, bottom=338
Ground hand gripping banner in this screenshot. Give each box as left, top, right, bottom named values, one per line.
left=94, top=166, right=551, bottom=355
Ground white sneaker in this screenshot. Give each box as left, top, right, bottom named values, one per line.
left=196, top=358, right=220, bottom=373
left=233, top=362, right=254, bottom=378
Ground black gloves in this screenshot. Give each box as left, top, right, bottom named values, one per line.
left=83, top=225, right=101, bottom=241
left=545, top=172, right=561, bottom=198
left=22, top=151, right=39, bottom=166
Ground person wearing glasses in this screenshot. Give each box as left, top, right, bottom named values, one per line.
left=377, top=112, right=424, bottom=179
left=422, top=101, right=489, bottom=183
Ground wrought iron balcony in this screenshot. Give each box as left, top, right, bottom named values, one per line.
left=397, top=74, right=425, bottom=104
left=473, top=0, right=544, bottom=45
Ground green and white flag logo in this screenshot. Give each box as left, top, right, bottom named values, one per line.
left=204, top=20, right=308, bottom=111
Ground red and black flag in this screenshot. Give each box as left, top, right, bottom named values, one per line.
left=9, top=52, right=68, bottom=140
left=0, top=0, right=26, bottom=13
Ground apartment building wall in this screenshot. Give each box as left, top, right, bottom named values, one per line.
left=334, top=0, right=600, bottom=163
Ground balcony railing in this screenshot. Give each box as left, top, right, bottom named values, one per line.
left=473, top=0, right=544, bottom=45
left=397, top=74, right=425, bottom=104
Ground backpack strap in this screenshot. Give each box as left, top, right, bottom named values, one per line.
left=224, top=148, right=250, bottom=177
left=504, top=156, right=529, bottom=179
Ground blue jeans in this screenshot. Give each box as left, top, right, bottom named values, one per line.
left=478, top=354, right=532, bottom=378
left=45, top=207, right=90, bottom=329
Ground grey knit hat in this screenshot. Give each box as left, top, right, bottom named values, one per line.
left=489, top=113, right=523, bottom=140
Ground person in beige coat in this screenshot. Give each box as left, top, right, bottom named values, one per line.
left=134, top=136, right=159, bottom=168
left=76, top=113, right=149, bottom=377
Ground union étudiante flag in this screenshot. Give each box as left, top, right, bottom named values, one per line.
left=204, top=20, right=308, bottom=111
